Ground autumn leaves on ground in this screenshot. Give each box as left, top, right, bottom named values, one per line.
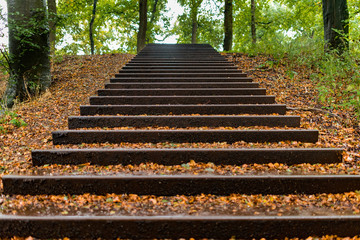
left=0, top=53, right=360, bottom=225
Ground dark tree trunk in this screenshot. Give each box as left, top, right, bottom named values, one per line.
left=6, top=0, right=51, bottom=108
left=90, top=0, right=98, bottom=55
left=322, top=0, right=349, bottom=54
left=191, top=19, right=198, bottom=44
left=190, top=0, right=200, bottom=44
left=146, top=0, right=159, bottom=43
left=47, top=0, right=56, bottom=56
left=223, top=0, right=233, bottom=51
left=251, top=0, right=256, bottom=45
left=137, top=0, right=147, bottom=52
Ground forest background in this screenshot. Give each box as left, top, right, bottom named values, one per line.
left=0, top=0, right=360, bottom=118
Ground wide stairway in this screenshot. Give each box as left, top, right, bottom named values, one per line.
left=2, top=44, right=360, bottom=239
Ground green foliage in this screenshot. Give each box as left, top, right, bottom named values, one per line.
left=315, top=51, right=360, bottom=116
left=174, top=0, right=223, bottom=48
left=0, top=110, right=27, bottom=133
left=56, top=0, right=170, bottom=55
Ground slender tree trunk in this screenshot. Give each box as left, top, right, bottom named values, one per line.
left=47, top=0, right=56, bottom=56
left=322, top=0, right=349, bottom=54
left=191, top=19, right=198, bottom=44
left=89, top=0, right=98, bottom=55
left=190, top=0, right=199, bottom=44
left=251, top=0, right=256, bottom=45
left=146, top=0, right=159, bottom=43
left=6, top=0, right=51, bottom=108
left=137, top=0, right=147, bottom=52
left=223, top=0, right=233, bottom=51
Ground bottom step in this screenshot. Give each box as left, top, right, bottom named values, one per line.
left=1, top=215, right=360, bottom=239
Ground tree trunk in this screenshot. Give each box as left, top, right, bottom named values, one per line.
left=137, top=0, right=147, bottom=52
left=6, top=0, right=51, bottom=108
left=47, top=0, right=56, bottom=56
left=322, top=0, right=349, bottom=54
left=90, top=0, right=98, bottom=55
left=251, top=0, right=256, bottom=45
left=191, top=19, right=198, bottom=44
left=146, top=0, right=159, bottom=43
left=223, top=0, right=233, bottom=51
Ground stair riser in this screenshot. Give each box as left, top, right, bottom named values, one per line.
left=118, top=69, right=241, bottom=73
left=122, top=66, right=238, bottom=69
left=89, top=96, right=275, bottom=105
left=4, top=175, right=359, bottom=195
left=125, top=63, right=233, bottom=66
left=31, top=148, right=343, bottom=166
left=105, top=83, right=260, bottom=89
left=52, top=130, right=319, bottom=145
left=80, top=105, right=287, bottom=115
left=110, top=77, right=253, bottom=82
left=115, top=73, right=247, bottom=77
left=97, top=89, right=266, bottom=96
left=68, top=116, right=300, bottom=129
left=1, top=216, right=360, bottom=239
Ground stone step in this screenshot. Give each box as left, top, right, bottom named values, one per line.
left=68, top=115, right=300, bottom=129
left=4, top=174, right=360, bottom=195
left=2, top=215, right=360, bottom=239
left=104, top=82, right=259, bottom=89
left=89, top=95, right=276, bottom=105
left=110, top=77, right=253, bottom=82
left=52, top=129, right=319, bottom=145
left=31, top=148, right=343, bottom=166
left=80, top=104, right=287, bottom=115
left=114, top=72, right=247, bottom=78
left=97, top=88, right=266, bottom=96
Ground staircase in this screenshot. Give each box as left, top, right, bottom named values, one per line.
left=2, top=43, right=360, bottom=239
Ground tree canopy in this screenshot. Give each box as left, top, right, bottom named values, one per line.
left=48, top=0, right=359, bottom=55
